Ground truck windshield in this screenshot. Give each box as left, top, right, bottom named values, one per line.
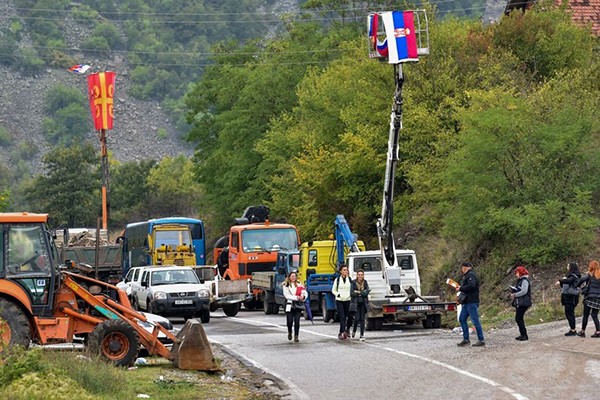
left=154, top=229, right=192, bottom=248
left=151, top=269, right=199, bottom=285
left=352, top=254, right=414, bottom=272
left=242, top=228, right=298, bottom=253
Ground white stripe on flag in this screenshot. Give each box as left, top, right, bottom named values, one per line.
left=381, top=11, right=399, bottom=64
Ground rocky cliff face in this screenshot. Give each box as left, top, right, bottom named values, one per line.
left=0, top=64, right=194, bottom=176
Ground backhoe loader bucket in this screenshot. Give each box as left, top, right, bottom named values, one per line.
left=171, top=319, right=220, bottom=371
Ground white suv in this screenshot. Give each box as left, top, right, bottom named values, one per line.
left=132, top=266, right=211, bottom=323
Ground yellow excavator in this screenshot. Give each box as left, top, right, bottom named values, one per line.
left=0, top=212, right=217, bottom=370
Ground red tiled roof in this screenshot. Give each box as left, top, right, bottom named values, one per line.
left=557, top=0, right=600, bottom=35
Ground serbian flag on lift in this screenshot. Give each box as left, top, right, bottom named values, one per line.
left=87, top=71, right=116, bottom=130
left=381, top=11, right=418, bottom=64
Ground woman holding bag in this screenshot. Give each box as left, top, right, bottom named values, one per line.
left=576, top=260, right=600, bottom=338
left=283, top=271, right=306, bottom=343
left=555, top=262, right=581, bottom=336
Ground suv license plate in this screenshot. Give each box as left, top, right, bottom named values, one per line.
left=408, top=305, right=431, bottom=311
left=175, top=299, right=193, bottom=305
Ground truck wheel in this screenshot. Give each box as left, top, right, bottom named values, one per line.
left=271, top=303, right=279, bottom=315
left=88, top=319, right=140, bottom=367
left=0, top=299, right=31, bottom=351
left=209, top=302, right=219, bottom=312
left=321, top=297, right=334, bottom=323
left=223, top=303, right=240, bottom=317
left=200, top=310, right=210, bottom=323
left=131, top=297, right=140, bottom=311
left=243, top=300, right=256, bottom=311
left=432, top=314, right=442, bottom=329
left=366, top=318, right=374, bottom=331
left=263, top=297, right=273, bottom=315
left=373, top=318, right=383, bottom=331
left=422, top=315, right=435, bottom=329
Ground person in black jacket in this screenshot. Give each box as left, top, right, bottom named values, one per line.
left=510, top=266, right=532, bottom=341
left=456, top=262, right=485, bottom=347
left=555, top=262, right=581, bottom=336
left=576, top=260, right=600, bottom=338
left=350, top=269, right=370, bottom=341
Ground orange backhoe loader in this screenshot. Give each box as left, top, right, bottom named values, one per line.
left=0, top=212, right=218, bottom=370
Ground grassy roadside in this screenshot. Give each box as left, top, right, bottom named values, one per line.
left=0, top=346, right=276, bottom=400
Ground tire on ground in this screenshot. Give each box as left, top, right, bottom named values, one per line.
left=87, top=319, right=140, bottom=367
left=223, top=303, right=240, bottom=317
left=0, top=298, right=31, bottom=351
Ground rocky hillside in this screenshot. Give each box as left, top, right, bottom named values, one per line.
left=0, top=0, right=301, bottom=177
left=0, top=64, right=194, bottom=175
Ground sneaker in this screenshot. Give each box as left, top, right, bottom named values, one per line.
left=515, top=336, right=528, bottom=341
left=338, top=333, right=344, bottom=340
left=294, top=336, right=299, bottom=342
left=288, top=333, right=292, bottom=341
left=591, top=332, right=600, bottom=338
left=359, top=336, right=365, bottom=341
left=577, top=330, right=586, bottom=337
left=342, top=331, right=348, bottom=340
left=457, top=339, right=470, bottom=347
left=564, top=330, right=577, bottom=336
left=352, top=329, right=356, bottom=339
left=471, top=341, right=486, bottom=347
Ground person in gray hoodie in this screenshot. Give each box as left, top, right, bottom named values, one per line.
left=510, top=266, right=532, bottom=341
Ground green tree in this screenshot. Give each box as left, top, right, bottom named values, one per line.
left=43, top=85, right=90, bottom=145
left=145, top=155, right=203, bottom=218
left=24, top=143, right=100, bottom=227
left=110, top=159, right=157, bottom=226
left=185, top=21, right=360, bottom=233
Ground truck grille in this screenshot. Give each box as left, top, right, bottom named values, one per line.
left=240, top=262, right=276, bottom=275
left=168, top=292, right=196, bottom=298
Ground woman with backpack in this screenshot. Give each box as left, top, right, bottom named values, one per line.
left=576, top=260, right=600, bottom=338
left=332, top=264, right=353, bottom=340
left=556, top=262, right=581, bottom=336
left=510, top=266, right=532, bottom=341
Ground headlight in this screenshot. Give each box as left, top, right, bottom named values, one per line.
left=154, top=291, right=167, bottom=300
left=198, top=289, right=210, bottom=298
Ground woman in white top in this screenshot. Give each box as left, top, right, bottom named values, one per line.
left=332, top=264, right=353, bottom=340
left=283, top=271, right=306, bottom=342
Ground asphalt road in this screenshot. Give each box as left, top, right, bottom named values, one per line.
left=178, top=310, right=600, bottom=400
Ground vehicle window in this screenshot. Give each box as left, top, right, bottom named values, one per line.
left=397, top=255, right=414, bottom=270
left=133, top=268, right=140, bottom=281
left=241, top=228, right=298, bottom=252
left=141, top=270, right=148, bottom=283
left=154, top=229, right=192, bottom=248
left=308, top=250, right=317, bottom=266
left=125, top=269, right=134, bottom=282
left=164, top=269, right=199, bottom=284
left=354, top=257, right=382, bottom=272
left=6, top=224, right=51, bottom=275
left=231, top=232, right=239, bottom=250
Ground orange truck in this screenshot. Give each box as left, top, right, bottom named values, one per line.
left=214, top=206, right=300, bottom=313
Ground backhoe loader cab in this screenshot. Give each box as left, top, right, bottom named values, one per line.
left=1, top=212, right=218, bottom=370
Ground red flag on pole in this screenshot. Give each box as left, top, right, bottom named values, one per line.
left=87, top=71, right=116, bottom=130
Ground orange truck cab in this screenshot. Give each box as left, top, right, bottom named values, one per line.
left=213, top=206, right=300, bottom=309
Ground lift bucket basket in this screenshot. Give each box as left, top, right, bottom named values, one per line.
left=368, top=10, right=429, bottom=64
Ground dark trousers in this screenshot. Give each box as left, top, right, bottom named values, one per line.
left=515, top=306, right=529, bottom=337
left=581, top=303, right=600, bottom=331
left=286, top=308, right=301, bottom=336
left=564, top=302, right=577, bottom=330
left=336, top=300, right=352, bottom=334
left=353, top=302, right=367, bottom=336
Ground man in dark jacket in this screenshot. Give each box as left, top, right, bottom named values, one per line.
left=456, top=262, right=485, bottom=347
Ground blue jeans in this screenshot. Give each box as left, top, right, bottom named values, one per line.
left=459, top=303, right=484, bottom=342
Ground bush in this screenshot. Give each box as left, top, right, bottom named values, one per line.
left=16, top=48, right=45, bottom=76
left=0, top=126, right=12, bottom=146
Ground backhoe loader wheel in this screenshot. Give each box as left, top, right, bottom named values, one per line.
left=88, top=319, right=139, bottom=367
left=0, top=299, right=31, bottom=352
